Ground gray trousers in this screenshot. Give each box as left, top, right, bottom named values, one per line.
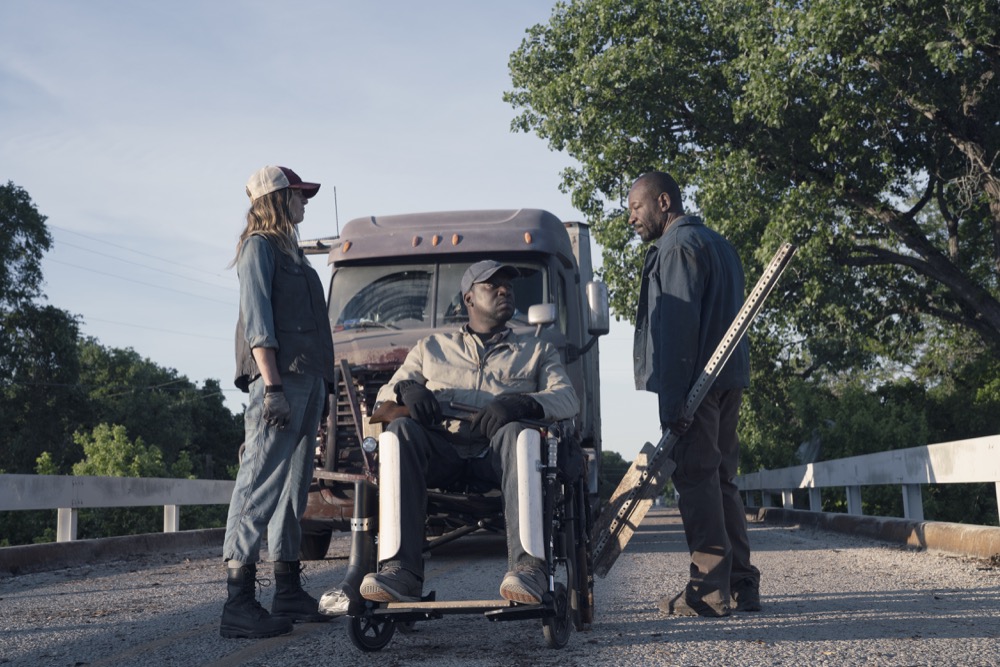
left=383, top=418, right=540, bottom=578
left=669, top=388, right=759, bottom=604
left=223, top=373, right=326, bottom=564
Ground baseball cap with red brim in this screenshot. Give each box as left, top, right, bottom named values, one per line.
left=246, top=166, right=320, bottom=201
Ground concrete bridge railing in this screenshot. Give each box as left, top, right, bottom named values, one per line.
left=3, top=435, right=998, bottom=547
left=0, top=474, right=235, bottom=541
left=736, top=434, right=1000, bottom=522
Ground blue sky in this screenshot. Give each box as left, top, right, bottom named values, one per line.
left=1, top=0, right=658, bottom=461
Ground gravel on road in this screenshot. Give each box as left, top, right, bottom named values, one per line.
left=1, top=508, right=998, bottom=667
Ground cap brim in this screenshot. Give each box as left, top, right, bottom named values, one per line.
left=293, top=182, right=321, bottom=199
left=491, top=265, right=520, bottom=280
left=476, top=264, right=519, bottom=286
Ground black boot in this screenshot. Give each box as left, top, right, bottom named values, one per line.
left=272, top=561, right=329, bottom=623
left=220, top=563, right=294, bottom=639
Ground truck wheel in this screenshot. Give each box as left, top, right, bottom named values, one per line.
left=299, top=530, right=333, bottom=560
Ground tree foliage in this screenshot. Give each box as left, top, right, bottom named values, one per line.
left=508, top=2, right=999, bottom=525
left=77, top=339, right=243, bottom=479
left=598, top=449, right=629, bottom=503
left=71, top=423, right=191, bottom=478
left=0, top=183, right=243, bottom=544
left=507, top=0, right=1000, bottom=369
left=68, top=423, right=196, bottom=539
left=0, top=305, right=85, bottom=474
left=0, top=181, right=52, bottom=310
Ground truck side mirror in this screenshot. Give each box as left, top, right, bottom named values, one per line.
left=586, top=281, right=610, bottom=336
left=528, top=303, right=557, bottom=326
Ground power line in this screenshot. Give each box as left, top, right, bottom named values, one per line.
left=56, top=239, right=236, bottom=293
left=50, top=224, right=233, bottom=280
left=47, top=259, right=233, bottom=305
left=83, top=316, right=230, bottom=342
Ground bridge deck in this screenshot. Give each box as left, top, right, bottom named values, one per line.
left=1, top=508, right=998, bottom=666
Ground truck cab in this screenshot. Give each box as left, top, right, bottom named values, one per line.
left=299, top=209, right=608, bottom=559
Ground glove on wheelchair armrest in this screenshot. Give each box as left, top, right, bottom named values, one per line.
left=395, top=380, right=443, bottom=426
left=369, top=400, right=410, bottom=424
left=470, top=394, right=544, bottom=440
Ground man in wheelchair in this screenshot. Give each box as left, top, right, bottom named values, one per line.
left=359, top=259, right=579, bottom=605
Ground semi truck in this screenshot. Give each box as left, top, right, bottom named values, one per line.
left=297, top=208, right=609, bottom=560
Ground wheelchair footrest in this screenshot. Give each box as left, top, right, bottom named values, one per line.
left=364, top=599, right=553, bottom=624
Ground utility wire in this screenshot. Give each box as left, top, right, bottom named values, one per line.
left=47, top=259, right=233, bottom=305
left=56, top=239, right=236, bottom=292
left=83, top=317, right=230, bottom=341
left=50, top=224, right=233, bottom=280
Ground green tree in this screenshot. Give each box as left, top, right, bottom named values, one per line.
left=0, top=183, right=83, bottom=474
left=507, top=0, right=1000, bottom=368
left=69, top=423, right=195, bottom=539
left=72, top=423, right=170, bottom=477
left=0, top=304, right=84, bottom=473
left=598, top=449, right=630, bottom=503
left=35, top=451, right=59, bottom=475
left=507, top=1, right=1000, bottom=505
left=0, top=181, right=52, bottom=309
left=0, top=183, right=240, bottom=543
left=77, top=338, right=243, bottom=478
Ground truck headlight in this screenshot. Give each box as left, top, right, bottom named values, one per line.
left=362, top=436, right=378, bottom=454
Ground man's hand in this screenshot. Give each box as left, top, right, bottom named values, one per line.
left=663, top=416, right=692, bottom=436
left=397, top=381, right=442, bottom=426
left=471, top=394, right=543, bottom=440
left=263, top=391, right=292, bottom=428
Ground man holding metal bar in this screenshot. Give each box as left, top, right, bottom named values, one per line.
left=629, top=171, right=761, bottom=618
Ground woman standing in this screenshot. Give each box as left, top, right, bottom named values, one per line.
left=221, top=165, right=335, bottom=639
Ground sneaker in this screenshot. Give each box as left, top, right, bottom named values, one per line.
left=731, top=578, right=761, bottom=612
left=499, top=563, right=547, bottom=604
left=659, top=590, right=731, bottom=618
left=360, top=566, right=422, bottom=603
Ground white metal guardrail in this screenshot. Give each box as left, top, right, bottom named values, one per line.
left=736, top=435, right=1000, bottom=522
left=3, top=435, right=997, bottom=545
left=0, top=475, right=235, bottom=541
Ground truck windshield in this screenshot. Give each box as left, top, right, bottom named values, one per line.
left=329, top=262, right=544, bottom=331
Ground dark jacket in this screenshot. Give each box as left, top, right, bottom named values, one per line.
left=633, top=215, right=750, bottom=425
left=234, top=234, right=335, bottom=391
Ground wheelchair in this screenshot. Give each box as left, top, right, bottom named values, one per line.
left=325, top=420, right=596, bottom=652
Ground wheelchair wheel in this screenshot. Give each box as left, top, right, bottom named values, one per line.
left=348, top=614, right=396, bottom=652
left=542, top=582, right=571, bottom=649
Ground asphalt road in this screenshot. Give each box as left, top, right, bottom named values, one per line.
left=2, top=508, right=999, bottom=667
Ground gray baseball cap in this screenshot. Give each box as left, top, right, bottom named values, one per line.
left=460, top=260, right=519, bottom=294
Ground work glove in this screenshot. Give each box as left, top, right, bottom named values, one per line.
left=471, top=394, right=543, bottom=440
left=662, top=416, right=692, bottom=436
left=263, top=390, right=292, bottom=428
left=396, top=380, right=442, bottom=426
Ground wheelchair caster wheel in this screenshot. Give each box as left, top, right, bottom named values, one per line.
left=348, top=614, right=395, bottom=652
left=542, top=583, right=571, bottom=648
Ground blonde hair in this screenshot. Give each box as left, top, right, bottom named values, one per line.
left=230, top=188, right=302, bottom=267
